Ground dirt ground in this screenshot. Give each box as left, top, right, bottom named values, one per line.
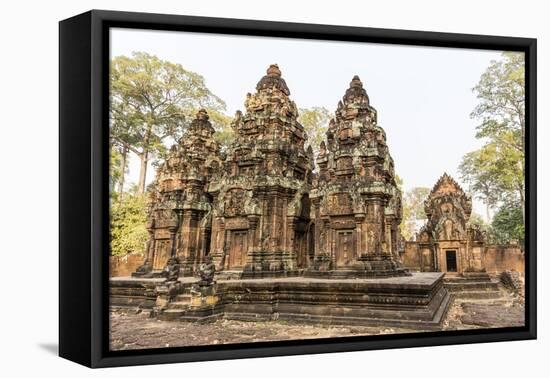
left=109, top=288, right=524, bottom=351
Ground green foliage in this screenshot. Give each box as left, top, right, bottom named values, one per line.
left=110, top=194, right=149, bottom=256
left=469, top=211, right=491, bottom=233
left=209, top=111, right=234, bottom=152
left=395, top=175, right=403, bottom=190
left=459, top=140, right=523, bottom=220
left=459, top=52, right=525, bottom=225
left=401, top=187, right=430, bottom=240
left=110, top=52, right=228, bottom=193
left=467, top=212, right=497, bottom=243
left=109, top=148, right=122, bottom=200
left=469, top=212, right=488, bottom=228
left=299, top=107, right=330, bottom=154
left=490, top=202, right=524, bottom=246
left=471, top=52, right=525, bottom=152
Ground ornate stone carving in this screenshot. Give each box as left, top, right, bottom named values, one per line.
left=162, top=257, right=180, bottom=282
left=207, top=64, right=314, bottom=277
left=197, top=255, right=216, bottom=286
left=308, top=75, right=407, bottom=278
left=415, top=173, right=487, bottom=273
left=423, top=173, right=473, bottom=242
left=134, top=109, right=222, bottom=278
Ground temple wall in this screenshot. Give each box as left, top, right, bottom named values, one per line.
left=483, top=244, right=525, bottom=274
left=110, top=253, right=145, bottom=277
left=402, top=242, right=422, bottom=271
left=402, top=242, right=524, bottom=274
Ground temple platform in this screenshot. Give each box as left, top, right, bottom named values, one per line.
left=110, top=272, right=452, bottom=330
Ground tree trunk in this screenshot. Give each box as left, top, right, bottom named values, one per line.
left=485, top=203, right=491, bottom=224
left=118, top=146, right=127, bottom=196
left=519, top=188, right=525, bottom=225
left=137, top=124, right=153, bottom=194
left=137, top=149, right=149, bottom=194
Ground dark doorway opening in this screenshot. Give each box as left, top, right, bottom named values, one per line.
left=446, top=250, right=457, bottom=272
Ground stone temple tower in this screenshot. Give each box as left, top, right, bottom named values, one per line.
left=134, top=109, right=223, bottom=277
left=208, top=64, right=314, bottom=278
left=308, top=75, right=407, bottom=278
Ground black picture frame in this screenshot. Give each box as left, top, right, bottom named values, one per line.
left=59, top=9, right=537, bottom=368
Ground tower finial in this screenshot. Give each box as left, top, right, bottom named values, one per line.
left=350, top=75, right=363, bottom=88
left=196, top=108, right=209, bottom=120
left=267, top=64, right=281, bottom=77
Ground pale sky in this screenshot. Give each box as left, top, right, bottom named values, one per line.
left=110, top=27, right=507, bottom=220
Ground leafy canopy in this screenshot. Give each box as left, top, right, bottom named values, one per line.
left=110, top=52, right=229, bottom=192
left=459, top=52, right=525, bottom=228
left=401, top=187, right=430, bottom=240
left=299, top=107, right=330, bottom=152
left=110, top=194, right=149, bottom=256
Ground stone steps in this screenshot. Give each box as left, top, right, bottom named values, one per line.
left=175, top=293, right=192, bottom=301
left=444, top=272, right=501, bottom=299
left=445, top=274, right=493, bottom=281
left=163, top=293, right=192, bottom=310
left=445, top=281, right=500, bottom=291
left=450, top=289, right=502, bottom=299
left=158, top=308, right=186, bottom=321
left=168, top=301, right=191, bottom=310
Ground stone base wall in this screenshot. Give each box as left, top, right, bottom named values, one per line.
left=129, top=273, right=452, bottom=329
left=402, top=242, right=524, bottom=274
left=110, top=253, right=145, bottom=277
left=110, top=277, right=163, bottom=308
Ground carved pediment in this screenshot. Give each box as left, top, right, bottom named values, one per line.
left=224, top=189, right=246, bottom=217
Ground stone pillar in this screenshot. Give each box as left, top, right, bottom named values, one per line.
left=168, top=227, right=177, bottom=259
left=385, top=223, right=392, bottom=254
left=198, top=225, right=210, bottom=264
left=179, top=210, right=192, bottom=260
left=145, top=229, right=155, bottom=263
left=330, top=225, right=336, bottom=267
left=313, top=204, right=321, bottom=256
left=286, top=216, right=297, bottom=254
left=247, top=215, right=259, bottom=252
left=211, top=217, right=225, bottom=271
left=391, top=223, right=399, bottom=260
left=355, top=213, right=365, bottom=258
left=223, top=228, right=231, bottom=270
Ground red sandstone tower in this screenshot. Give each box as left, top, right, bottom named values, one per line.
left=207, top=64, right=314, bottom=278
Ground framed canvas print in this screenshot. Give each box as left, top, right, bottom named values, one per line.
left=59, top=10, right=536, bottom=368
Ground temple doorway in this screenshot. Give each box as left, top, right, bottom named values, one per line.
left=229, top=230, right=248, bottom=268
left=295, top=230, right=308, bottom=268
left=153, top=239, right=170, bottom=270
left=446, top=250, right=457, bottom=272
left=336, top=230, right=355, bottom=268
left=308, top=223, right=315, bottom=264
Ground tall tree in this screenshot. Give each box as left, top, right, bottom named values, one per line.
left=472, top=52, right=525, bottom=154
left=110, top=52, right=227, bottom=193
left=460, top=52, right=525, bottom=222
left=109, top=144, right=129, bottom=196
left=110, top=193, right=149, bottom=256
left=109, top=148, right=123, bottom=201
left=459, top=144, right=502, bottom=222
left=299, top=107, right=330, bottom=156
left=490, top=201, right=524, bottom=246
left=209, top=111, right=234, bottom=153
left=401, top=187, right=430, bottom=240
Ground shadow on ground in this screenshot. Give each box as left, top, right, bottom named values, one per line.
left=38, top=343, right=58, bottom=355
